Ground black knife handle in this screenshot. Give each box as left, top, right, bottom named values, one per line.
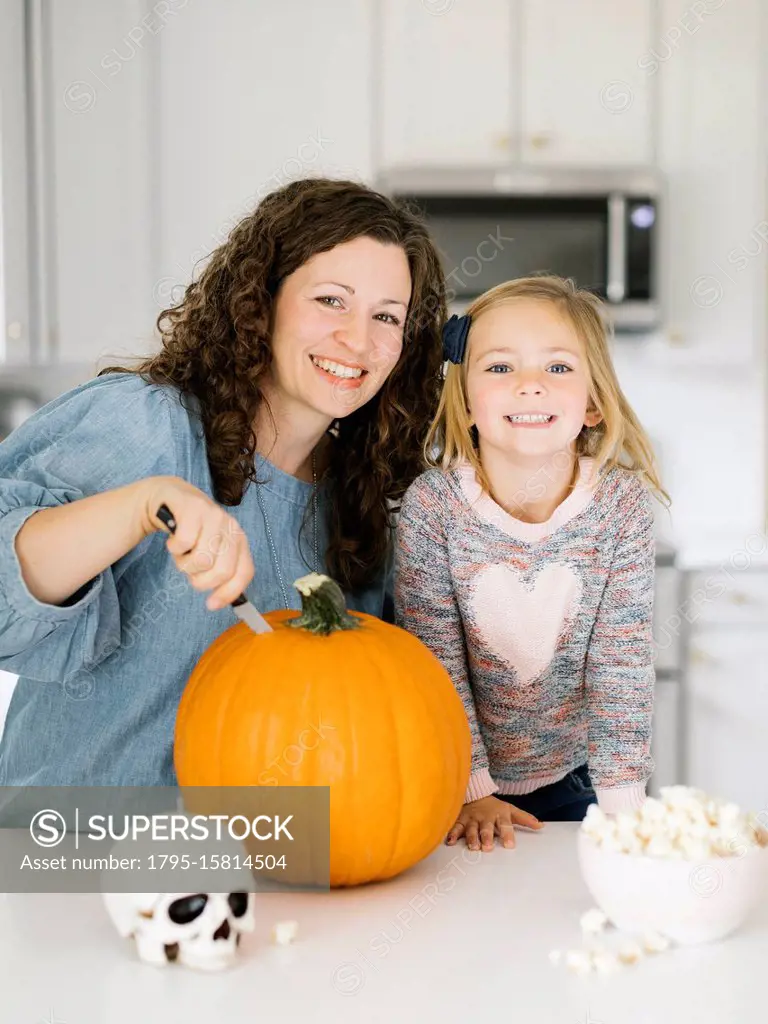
left=156, top=503, right=177, bottom=534
left=156, top=503, right=247, bottom=608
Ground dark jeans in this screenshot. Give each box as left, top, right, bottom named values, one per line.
left=496, top=764, right=597, bottom=822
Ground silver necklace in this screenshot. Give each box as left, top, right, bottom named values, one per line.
left=256, top=451, right=319, bottom=610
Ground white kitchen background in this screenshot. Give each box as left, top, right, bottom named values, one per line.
left=0, top=0, right=766, bottom=809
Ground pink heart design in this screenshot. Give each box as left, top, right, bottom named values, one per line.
left=471, top=563, right=582, bottom=686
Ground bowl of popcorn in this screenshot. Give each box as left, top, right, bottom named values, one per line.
left=578, top=786, right=768, bottom=945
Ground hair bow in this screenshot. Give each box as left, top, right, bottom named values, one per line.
left=442, top=313, right=471, bottom=365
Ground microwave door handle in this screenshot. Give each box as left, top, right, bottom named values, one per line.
left=607, top=193, right=627, bottom=303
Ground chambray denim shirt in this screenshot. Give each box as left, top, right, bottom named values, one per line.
left=0, top=373, right=392, bottom=786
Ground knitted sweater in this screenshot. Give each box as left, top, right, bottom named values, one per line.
left=394, top=457, right=656, bottom=815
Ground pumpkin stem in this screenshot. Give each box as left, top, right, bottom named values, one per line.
left=287, top=573, right=362, bottom=636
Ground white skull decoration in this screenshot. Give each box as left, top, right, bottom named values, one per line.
left=99, top=810, right=257, bottom=971
left=102, top=890, right=255, bottom=971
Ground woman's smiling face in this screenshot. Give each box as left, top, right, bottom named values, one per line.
left=268, top=236, right=412, bottom=421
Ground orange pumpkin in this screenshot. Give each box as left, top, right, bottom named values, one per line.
left=174, top=573, right=471, bottom=887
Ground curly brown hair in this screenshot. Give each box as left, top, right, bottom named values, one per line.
left=98, top=178, right=446, bottom=592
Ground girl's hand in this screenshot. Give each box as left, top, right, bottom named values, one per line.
left=445, top=796, right=543, bottom=852
left=140, top=475, right=255, bottom=610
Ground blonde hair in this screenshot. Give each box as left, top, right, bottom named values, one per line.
left=424, top=275, right=669, bottom=505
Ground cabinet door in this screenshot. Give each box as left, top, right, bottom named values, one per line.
left=658, top=0, right=766, bottom=365
left=380, top=0, right=514, bottom=167
left=159, top=0, right=375, bottom=298
left=653, top=564, right=684, bottom=673
left=685, top=569, right=768, bottom=629
left=686, top=632, right=768, bottom=812
left=520, top=0, right=653, bottom=165
left=648, top=677, right=681, bottom=797
left=48, top=0, right=155, bottom=364
left=46, top=0, right=375, bottom=363
left=0, top=0, right=31, bottom=365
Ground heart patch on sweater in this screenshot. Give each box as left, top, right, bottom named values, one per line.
left=471, top=563, right=582, bottom=686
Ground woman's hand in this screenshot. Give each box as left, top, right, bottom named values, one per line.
left=140, top=476, right=255, bottom=610
left=445, top=796, right=544, bottom=852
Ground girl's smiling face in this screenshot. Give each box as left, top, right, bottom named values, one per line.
left=268, top=236, right=412, bottom=422
left=465, top=298, right=602, bottom=462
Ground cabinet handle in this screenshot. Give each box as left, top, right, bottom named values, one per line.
left=727, top=591, right=752, bottom=606
left=689, top=646, right=717, bottom=666
left=529, top=132, right=553, bottom=149
left=493, top=133, right=512, bottom=150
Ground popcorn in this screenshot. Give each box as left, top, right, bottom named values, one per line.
left=640, top=798, right=667, bottom=821
left=678, top=836, right=712, bottom=862
left=660, top=785, right=706, bottom=808
left=591, top=947, right=620, bottom=974
left=550, top=926, right=674, bottom=974
left=749, top=816, right=768, bottom=847
left=617, top=940, right=645, bottom=965
left=664, top=809, right=692, bottom=837
left=645, top=834, right=678, bottom=859
left=271, top=920, right=299, bottom=945
left=600, top=834, right=626, bottom=855
left=565, top=949, right=593, bottom=975
left=580, top=787, right=767, bottom=861
left=553, top=939, right=652, bottom=974
left=582, top=803, right=608, bottom=833
left=718, top=803, right=742, bottom=828
left=642, top=930, right=671, bottom=954
left=579, top=908, right=609, bottom=935
left=620, top=834, right=645, bottom=857
left=552, top=787, right=765, bottom=978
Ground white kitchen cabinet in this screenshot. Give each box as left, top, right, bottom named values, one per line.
left=684, top=567, right=768, bottom=629
left=657, top=0, right=766, bottom=365
left=379, top=0, right=653, bottom=169
left=684, top=583, right=768, bottom=812
left=648, top=677, right=681, bottom=796
left=158, top=0, right=376, bottom=297
left=40, top=0, right=376, bottom=367
left=0, top=0, right=32, bottom=365
left=653, top=561, right=684, bottom=673
left=520, top=0, right=654, bottom=165
left=47, top=0, right=155, bottom=366
left=379, top=0, right=513, bottom=168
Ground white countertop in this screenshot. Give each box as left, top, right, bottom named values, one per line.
left=2, top=823, right=767, bottom=1023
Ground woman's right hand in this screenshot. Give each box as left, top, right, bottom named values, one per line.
left=445, top=796, right=544, bottom=852
left=139, top=475, right=255, bottom=610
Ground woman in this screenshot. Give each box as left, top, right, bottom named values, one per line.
left=0, top=178, right=446, bottom=786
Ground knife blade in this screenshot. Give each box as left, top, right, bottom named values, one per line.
left=155, top=503, right=273, bottom=635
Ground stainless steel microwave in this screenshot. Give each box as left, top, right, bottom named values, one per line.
left=378, top=166, right=661, bottom=332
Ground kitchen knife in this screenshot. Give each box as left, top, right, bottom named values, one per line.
left=155, top=503, right=273, bottom=634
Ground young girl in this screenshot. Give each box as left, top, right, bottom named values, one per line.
left=395, top=275, right=668, bottom=851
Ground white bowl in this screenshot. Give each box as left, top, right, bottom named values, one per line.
left=577, top=830, right=768, bottom=945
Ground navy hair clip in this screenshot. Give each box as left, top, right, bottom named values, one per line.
left=442, top=313, right=471, bottom=364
